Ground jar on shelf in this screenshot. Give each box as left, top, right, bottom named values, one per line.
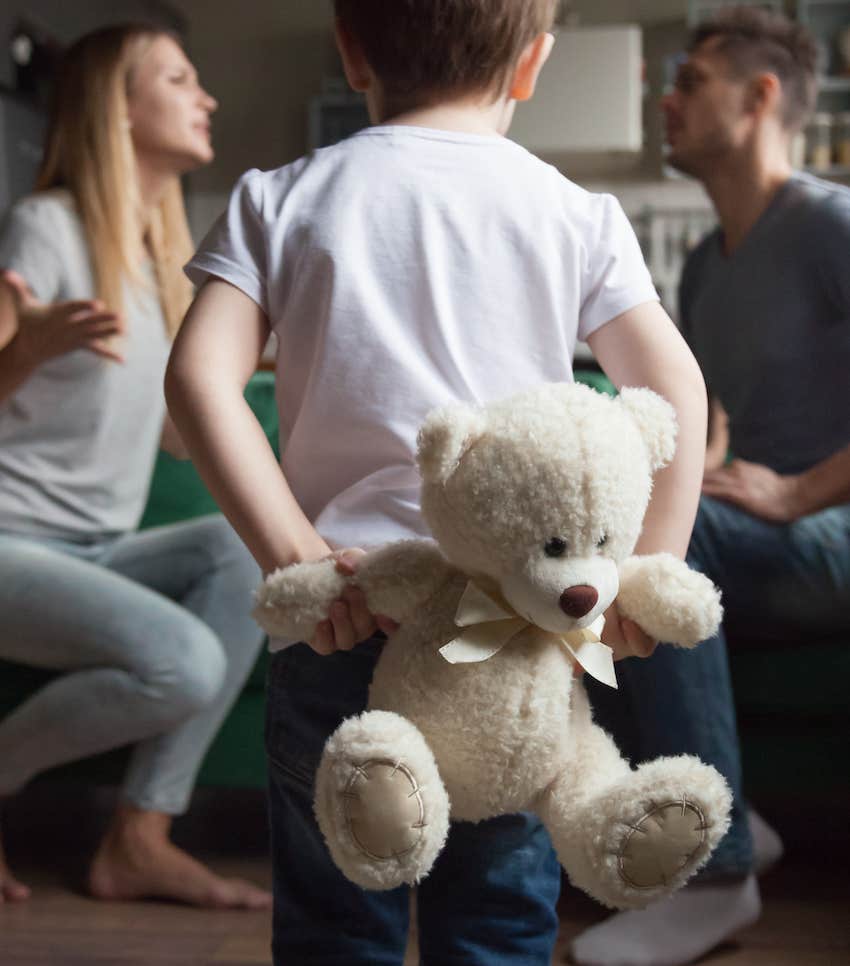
left=806, top=112, right=834, bottom=171
left=835, top=112, right=850, bottom=169
left=790, top=130, right=806, bottom=169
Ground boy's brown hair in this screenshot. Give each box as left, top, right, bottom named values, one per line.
left=690, top=6, right=818, bottom=132
left=334, top=0, right=558, bottom=109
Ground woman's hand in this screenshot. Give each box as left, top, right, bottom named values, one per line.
left=1, top=270, right=125, bottom=365
left=309, top=548, right=400, bottom=655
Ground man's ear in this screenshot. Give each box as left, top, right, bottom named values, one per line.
left=510, top=32, right=555, bottom=102
left=334, top=18, right=372, bottom=93
left=746, top=71, right=782, bottom=119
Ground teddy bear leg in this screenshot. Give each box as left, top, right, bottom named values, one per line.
left=536, top=686, right=731, bottom=910
left=314, top=709, right=450, bottom=891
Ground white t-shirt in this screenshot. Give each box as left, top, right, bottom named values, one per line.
left=187, top=125, right=657, bottom=549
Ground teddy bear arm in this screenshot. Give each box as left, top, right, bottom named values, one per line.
left=356, top=540, right=456, bottom=623
left=616, top=553, right=723, bottom=648
left=252, top=557, right=348, bottom=641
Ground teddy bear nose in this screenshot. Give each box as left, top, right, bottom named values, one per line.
left=559, top=585, right=598, bottom=618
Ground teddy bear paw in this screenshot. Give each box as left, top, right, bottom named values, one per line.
left=342, top=758, right=427, bottom=861
left=314, top=710, right=451, bottom=890
left=615, top=795, right=709, bottom=889
left=594, top=756, right=731, bottom=908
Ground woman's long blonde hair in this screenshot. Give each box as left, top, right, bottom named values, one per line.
left=36, top=24, right=195, bottom=337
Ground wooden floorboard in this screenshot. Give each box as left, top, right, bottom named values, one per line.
left=2, top=786, right=848, bottom=965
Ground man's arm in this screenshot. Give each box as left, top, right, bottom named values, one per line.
left=702, top=444, right=850, bottom=522
left=164, top=278, right=330, bottom=575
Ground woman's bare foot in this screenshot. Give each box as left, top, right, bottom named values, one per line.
left=0, top=822, right=31, bottom=903
left=87, top=805, right=271, bottom=909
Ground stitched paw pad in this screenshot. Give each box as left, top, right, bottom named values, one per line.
left=617, top=797, right=708, bottom=889
left=342, top=759, right=426, bottom=861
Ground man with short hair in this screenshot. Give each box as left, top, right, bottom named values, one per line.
left=572, top=8, right=850, bottom=966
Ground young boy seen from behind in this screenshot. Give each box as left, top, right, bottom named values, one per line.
left=166, top=2, right=710, bottom=963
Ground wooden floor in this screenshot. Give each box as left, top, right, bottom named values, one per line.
left=2, top=786, right=848, bottom=965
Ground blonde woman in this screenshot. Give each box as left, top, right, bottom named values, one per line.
left=0, top=24, right=269, bottom=909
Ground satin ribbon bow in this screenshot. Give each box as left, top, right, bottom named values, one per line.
left=438, top=580, right=618, bottom=689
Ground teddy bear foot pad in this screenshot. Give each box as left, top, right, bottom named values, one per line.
left=616, top=797, right=708, bottom=889
left=342, top=758, right=427, bottom=860
left=315, top=710, right=451, bottom=890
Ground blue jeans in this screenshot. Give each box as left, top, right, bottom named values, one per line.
left=587, top=495, right=850, bottom=878
left=265, top=638, right=561, bottom=966
left=0, top=516, right=263, bottom=813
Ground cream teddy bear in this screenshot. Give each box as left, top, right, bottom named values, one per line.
left=254, top=383, right=730, bottom=910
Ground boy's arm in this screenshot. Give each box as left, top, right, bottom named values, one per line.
left=587, top=300, right=709, bottom=658
left=165, top=278, right=330, bottom=574
left=588, top=300, right=707, bottom=559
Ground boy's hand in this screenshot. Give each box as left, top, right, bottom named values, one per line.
left=578, top=602, right=656, bottom=679
left=309, top=548, right=400, bottom=655
left=1, top=269, right=125, bottom=364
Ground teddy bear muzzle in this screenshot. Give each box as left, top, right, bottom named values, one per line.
left=559, top=584, right=599, bottom=618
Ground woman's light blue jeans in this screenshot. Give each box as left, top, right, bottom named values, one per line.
left=0, top=516, right=263, bottom=814
left=587, top=495, right=850, bottom=878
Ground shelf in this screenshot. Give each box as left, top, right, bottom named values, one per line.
left=819, top=76, right=850, bottom=93
left=803, top=165, right=850, bottom=178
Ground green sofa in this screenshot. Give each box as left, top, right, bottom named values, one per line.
left=1, top=368, right=846, bottom=809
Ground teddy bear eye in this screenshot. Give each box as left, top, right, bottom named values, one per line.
left=544, top=537, right=568, bottom=558
left=597, top=534, right=608, bottom=548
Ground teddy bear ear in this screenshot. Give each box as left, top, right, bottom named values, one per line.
left=617, top=387, right=678, bottom=471
left=416, top=403, right=486, bottom=484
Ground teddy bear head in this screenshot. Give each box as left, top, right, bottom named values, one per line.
left=417, top=383, right=677, bottom=634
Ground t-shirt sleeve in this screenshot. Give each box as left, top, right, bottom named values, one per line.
left=815, top=195, right=850, bottom=320
left=578, top=194, right=658, bottom=342
left=0, top=197, right=65, bottom=303
left=185, top=169, right=268, bottom=313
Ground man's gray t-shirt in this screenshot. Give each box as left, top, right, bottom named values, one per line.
left=680, top=172, right=850, bottom=475
left=0, top=189, right=170, bottom=539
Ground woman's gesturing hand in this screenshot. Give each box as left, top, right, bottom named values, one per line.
left=1, top=270, right=125, bottom=364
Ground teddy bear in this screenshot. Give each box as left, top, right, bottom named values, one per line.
left=254, top=382, right=730, bottom=910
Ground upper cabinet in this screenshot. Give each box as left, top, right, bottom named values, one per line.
left=509, top=26, right=644, bottom=153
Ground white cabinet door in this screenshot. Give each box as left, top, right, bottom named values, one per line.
left=509, top=25, right=643, bottom=153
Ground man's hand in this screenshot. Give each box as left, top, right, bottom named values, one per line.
left=702, top=458, right=802, bottom=523
left=1, top=269, right=125, bottom=364
left=309, top=548, right=399, bottom=655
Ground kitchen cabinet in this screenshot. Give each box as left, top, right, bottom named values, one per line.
left=509, top=25, right=644, bottom=153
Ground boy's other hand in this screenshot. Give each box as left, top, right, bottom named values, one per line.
left=602, top=601, right=657, bottom=660
left=309, top=548, right=399, bottom=655
left=569, top=601, right=656, bottom=678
